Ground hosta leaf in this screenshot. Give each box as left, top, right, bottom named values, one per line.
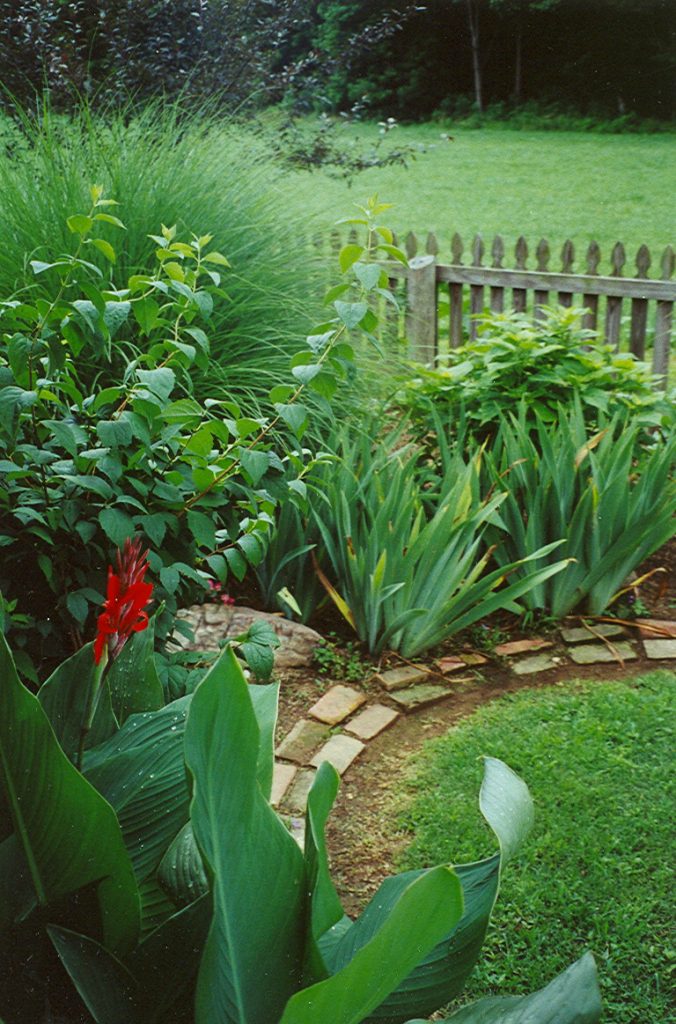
left=0, top=634, right=140, bottom=955
left=185, top=647, right=306, bottom=1024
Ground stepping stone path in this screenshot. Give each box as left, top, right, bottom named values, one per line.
left=258, top=613, right=675, bottom=850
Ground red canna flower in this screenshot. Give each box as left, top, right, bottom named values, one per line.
left=94, top=537, right=154, bottom=664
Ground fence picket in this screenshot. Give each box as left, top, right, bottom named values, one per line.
left=558, top=240, right=575, bottom=306
left=470, top=235, right=485, bottom=340
left=490, top=236, right=505, bottom=312
left=534, top=238, right=550, bottom=319
left=513, top=236, right=528, bottom=312
left=582, top=241, right=601, bottom=331
left=629, top=244, right=651, bottom=359
left=449, top=233, right=464, bottom=349
left=605, top=242, right=626, bottom=349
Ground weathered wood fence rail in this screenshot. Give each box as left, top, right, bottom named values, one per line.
left=314, top=230, right=675, bottom=384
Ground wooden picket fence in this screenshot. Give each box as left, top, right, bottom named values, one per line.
left=313, top=229, right=675, bottom=384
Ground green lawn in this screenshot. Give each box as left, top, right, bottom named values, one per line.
left=395, top=671, right=675, bottom=1023
left=277, top=122, right=675, bottom=272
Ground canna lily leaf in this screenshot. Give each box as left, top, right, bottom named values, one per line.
left=83, top=697, right=192, bottom=934
left=321, top=759, right=533, bottom=1024
left=413, top=951, right=602, bottom=1023
left=38, top=641, right=118, bottom=762
left=0, top=633, right=140, bottom=955
left=279, top=867, right=464, bottom=1024
left=185, top=646, right=306, bottom=1024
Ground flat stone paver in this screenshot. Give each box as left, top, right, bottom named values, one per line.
left=309, top=685, right=367, bottom=725
left=270, top=762, right=297, bottom=807
left=375, top=665, right=428, bottom=691
left=560, top=623, right=625, bottom=643
left=436, top=656, right=466, bottom=674
left=283, top=769, right=316, bottom=813
left=512, top=653, right=560, bottom=675
left=495, top=638, right=553, bottom=657
left=643, top=639, right=676, bottom=660
left=310, top=734, right=366, bottom=775
left=569, top=642, right=637, bottom=665
left=388, top=683, right=454, bottom=711
left=460, top=652, right=488, bottom=666
left=635, top=619, right=676, bottom=639
left=276, top=719, right=330, bottom=764
left=345, top=704, right=399, bottom=740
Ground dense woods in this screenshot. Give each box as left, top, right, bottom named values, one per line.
left=1, top=0, right=673, bottom=122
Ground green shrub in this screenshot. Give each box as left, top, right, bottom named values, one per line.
left=394, top=306, right=672, bottom=443
left=0, top=100, right=319, bottom=406
left=484, top=403, right=676, bottom=617
left=0, top=188, right=386, bottom=679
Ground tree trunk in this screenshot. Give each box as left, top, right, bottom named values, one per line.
left=465, top=0, right=483, bottom=112
left=513, top=17, right=523, bottom=104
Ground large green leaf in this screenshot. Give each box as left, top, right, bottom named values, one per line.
left=416, top=951, right=602, bottom=1023
left=0, top=634, right=140, bottom=954
left=106, top=620, right=165, bottom=724
left=47, top=925, right=140, bottom=1024
left=127, top=893, right=212, bottom=1020
left=280, top=867, right=464, bottom=1024
left=49, top=896, right=212, bottom=1024
left=321, top=759, right=533, bottom=1024
left=38, top=641, right=117, bottom=762
left=157, top=821, right=209, bottom=907
left=83, top=696, right=192, bottom=933
left=249, top=681, right=280, bottom=801
left=185, top=646, right=307, bottom=1024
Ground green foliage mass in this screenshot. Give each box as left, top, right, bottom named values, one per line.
left=0, top=188, right=388, bottom=679
left=394, top=307, right=672, bottom=441
left=483, top=403, right=676, bottom=617
left=0, top=628, right=601, bottom=1023
left=397, top=671, right=675, bottom=1023
left=0, top=101, right=318, bottom=407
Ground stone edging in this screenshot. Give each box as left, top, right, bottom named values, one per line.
left=273, top=620, right=676, bottom=847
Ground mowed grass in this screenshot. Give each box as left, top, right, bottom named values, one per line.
left=278, top=122, right=675, bottom=270
left=394, top=671, right=675, bottom=1023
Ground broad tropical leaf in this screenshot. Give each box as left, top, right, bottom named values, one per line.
left=47, top=926, right=140, bottom=1024
left=185, top=646, right=307, bottom=1024
left=415, top=951, right=602, bottom=1023
left=37, top=641, right=117, bottom=762
left=83, top=696, right=192, bottom=934
left=106, top=619, right=165, bottom=723
left=0, top=634, right=140, bottom=954
left=320, top=759, right=533, bottom=1023
left=50, top=896, right=212, bottom=1024
left=279, top=867, right=464, bottom=1024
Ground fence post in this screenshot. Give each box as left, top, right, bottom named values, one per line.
left=405, top=255, right=437, bottom=365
